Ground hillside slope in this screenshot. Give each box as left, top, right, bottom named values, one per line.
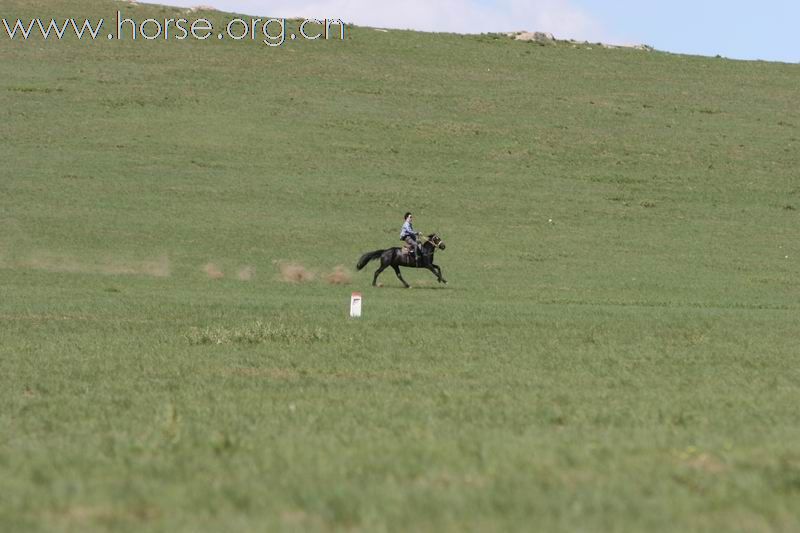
left=1, top=1, right=799, bottom=531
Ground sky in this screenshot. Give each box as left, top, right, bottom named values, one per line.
left=142, top=0, right=800, bottom=63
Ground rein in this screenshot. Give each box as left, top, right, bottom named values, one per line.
left=423, top=234, right=442, bottom=250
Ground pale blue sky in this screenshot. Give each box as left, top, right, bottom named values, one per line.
left=566, top=0, right=799, bottom=63
left=145, top=0, right=799, bottom=62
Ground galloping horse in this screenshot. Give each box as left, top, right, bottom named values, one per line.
left=356, top=234, right=447, bottom=288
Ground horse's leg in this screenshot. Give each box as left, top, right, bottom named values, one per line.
left=392, top=265, right=411, bottom=288
left=432, top=264, right=447, bottom=284
left=426, top=265, right=442, bottom=283
left=372, top=257, right=389, bottom=286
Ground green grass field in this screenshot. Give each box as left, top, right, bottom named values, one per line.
left=2, top=1, right=800, bottom=531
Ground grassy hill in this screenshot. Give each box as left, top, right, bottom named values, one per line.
left=2, top=0, right=799, bottom=531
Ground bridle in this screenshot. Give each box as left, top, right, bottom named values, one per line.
left=424, top=234, right=445, bottom=249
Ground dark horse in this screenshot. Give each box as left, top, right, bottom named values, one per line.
left=356, top=234, right=447, bottom=288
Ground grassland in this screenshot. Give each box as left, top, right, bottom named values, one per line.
left=1, top=0, right=800, bottom=531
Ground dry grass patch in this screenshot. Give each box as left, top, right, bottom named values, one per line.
left=187, top=320, right=327, bottom=345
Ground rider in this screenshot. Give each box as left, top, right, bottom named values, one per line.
left=400, top=212, right=423, bottom=259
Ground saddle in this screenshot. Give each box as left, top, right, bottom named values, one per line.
left=402, top=243, right=424, bottom=265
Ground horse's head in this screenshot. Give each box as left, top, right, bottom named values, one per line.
left=427, top=233, right=446, bottom=250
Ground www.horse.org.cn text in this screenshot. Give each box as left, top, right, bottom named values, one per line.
left=1, top=12, right=346, bottom=47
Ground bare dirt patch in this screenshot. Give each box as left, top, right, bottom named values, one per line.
left=237, top=265, right=256, bottom=281
left=203, top=262, right=224, bottom=279
left=15, top=252, right=171, bottom=277
left=46, top=504, right=160, bottom=526
left=325, top=265, right=352, bottom=285
left=139, top=254, right=171, bottom=277
left=685, top=453, right=727, bottom=474
left=224, top=367, right=301, bottom=380
left=277, top=261, right=315, bottom=283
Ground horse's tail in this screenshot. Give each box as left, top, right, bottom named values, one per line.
left=356, top=249, right=385, bottom=270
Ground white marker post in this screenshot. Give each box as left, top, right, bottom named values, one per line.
left=350, top=292, right=362, bottom=318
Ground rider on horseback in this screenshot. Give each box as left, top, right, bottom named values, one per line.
left=356, top=218, right=447, bottom=288
left=400, top=212, right=422, bottom=260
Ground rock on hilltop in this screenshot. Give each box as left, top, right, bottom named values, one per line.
left=507, top=31, right=653, bottom=51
